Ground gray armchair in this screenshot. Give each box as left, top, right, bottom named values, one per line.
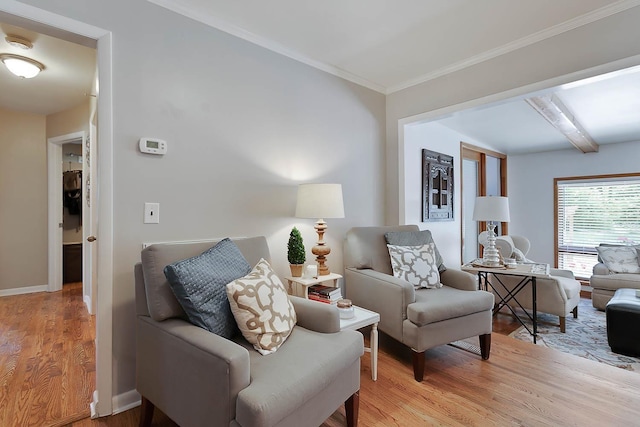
left=492, top=235, right=581, bottom=332
left=135, top=237, right=364, bottom=427
left=343, top=225, right=494, bottom=382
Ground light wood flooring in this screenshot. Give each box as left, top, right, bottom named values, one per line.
left=3, top=287, right=640, bottom=426
left=0, top=283, right=95, bottom=427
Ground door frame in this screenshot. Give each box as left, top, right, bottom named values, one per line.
left=47, top=131, right=85, bottom=294
left=0, top=0, right=115, bottom=418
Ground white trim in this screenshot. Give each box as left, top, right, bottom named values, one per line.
left=0, top=1, right=115, bottom=418
left=397, top=53, right=640, bottom=223
left=147, top=0, right=385, bottom=94
left=48, top=131, right=85, bottom=294
left=0, top=285, right=48, bottom=297
left=95, top=30, right=114, bottom=418
left=150, top=0, right=640, bottom=95
left=47, top=139, right=63, bottom=293
left=387, top=0, right=640, bottom=93
left=111, top=389, right=141, bottom=415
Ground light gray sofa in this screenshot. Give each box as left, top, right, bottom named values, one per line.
left=135, top=236, right=364, bottom=427
left=343, top=225, right=494, bottom=382
left=590, top=244, right=640, bottom=310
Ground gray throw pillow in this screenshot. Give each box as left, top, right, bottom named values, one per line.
left=164, top=238, right=252, bottom=339
left=384, top=229, right=446, bottom=272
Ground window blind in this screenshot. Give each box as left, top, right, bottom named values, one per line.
left=556, top=176, right=640, bottom=278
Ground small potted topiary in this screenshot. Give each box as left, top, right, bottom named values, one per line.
left=287, top=227, right=306, bottom=277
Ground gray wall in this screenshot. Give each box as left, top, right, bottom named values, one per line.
left=508, top=140, right=640, bottom=265
left=387, top=6, right=640, bottom=226
left=19, top=0, right=385, bottom=397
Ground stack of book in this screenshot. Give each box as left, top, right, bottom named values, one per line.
left=307, top=284, right=342, bottom=304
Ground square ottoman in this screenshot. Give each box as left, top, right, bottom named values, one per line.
left=605, top=288, right=640, bottom=356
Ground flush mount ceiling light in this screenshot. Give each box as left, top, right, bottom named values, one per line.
left=0, top=53, right=45, bottom=78
left=5, top=35, right=34, bottom=50
left=526, top=94, right=599, bottom=153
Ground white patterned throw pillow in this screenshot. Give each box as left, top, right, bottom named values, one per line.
left=226, top=258, right=297, bottom=355
left=596, top=246, right=640, bottom=274
left=387, top=243, right=442, bottom=289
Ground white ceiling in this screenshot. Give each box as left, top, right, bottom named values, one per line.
left=0, top=21, right=95, bottom=116
left=2, top=1, right=639, bottom=153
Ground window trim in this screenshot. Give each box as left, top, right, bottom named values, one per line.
left=554, top=172, right=640, bottom=275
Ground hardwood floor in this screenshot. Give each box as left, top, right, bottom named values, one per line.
left=0, top=283, right=95, bottom=427
left=4, top=290, right=640, bottom=426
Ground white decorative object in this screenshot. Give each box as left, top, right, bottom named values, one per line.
left=473, top=196, right=510, bottom=267
left=303, top=264, right=317, bottom=279
left=295, top=183, right=345, bottom=276
left=337, top=299, right=355, bottom=319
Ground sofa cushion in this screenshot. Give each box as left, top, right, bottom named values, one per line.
left=163, top=238, right=252, bottom=339
left=387, top=243, right=441, bottom=289
left=590, top=273, right=640, bottom=291
left=385, top=229, right=446, bottom=272
left=227, top=258, right=297, bottom=355
left=407, top=286, right=494, bottom=326
left=596, top=245, right=640, bottom=273
left=234, top=326, right=363, bottom=427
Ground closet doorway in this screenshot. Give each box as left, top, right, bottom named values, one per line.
left=48, top=131, right=97, bottom=314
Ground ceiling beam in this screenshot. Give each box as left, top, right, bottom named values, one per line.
left=525, top=94, right=599, bottom=153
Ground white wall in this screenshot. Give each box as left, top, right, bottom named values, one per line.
left=387, top=6, right=640, bottom=225
left=403, top=122, right=490, bottom=266
left=18, top=0, right=386, bottom=400
left=508, top=140, right=640, bottom=265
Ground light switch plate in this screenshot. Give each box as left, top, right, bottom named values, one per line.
left=144, top=202, right=159, bottom=224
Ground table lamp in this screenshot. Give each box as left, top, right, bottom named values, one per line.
left=473, top=196, right=510, bottom=266
left=295, top=183, right=345, bottom=275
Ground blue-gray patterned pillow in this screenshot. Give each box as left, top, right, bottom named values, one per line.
left=164, top=238, right=252, bottom=338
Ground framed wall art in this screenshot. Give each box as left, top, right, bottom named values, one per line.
left=422, top=149, right=454, bottom=221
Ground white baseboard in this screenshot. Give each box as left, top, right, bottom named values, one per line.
left=90, top=390, right=98, bottom=419
left=0, top=284, right=48, bottom=297
left=84, top=295, right=94, bottom=315
left=112, top=389, right=141, bottom=415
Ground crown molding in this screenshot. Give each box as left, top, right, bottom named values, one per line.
left=149, top=0, right=640, bottom=96
left=387, top=0, right=640, bottom=94
left=147, top=0, right=386, bottom=93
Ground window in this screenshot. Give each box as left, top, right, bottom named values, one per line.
left=555, top=174, right=640, bottom=279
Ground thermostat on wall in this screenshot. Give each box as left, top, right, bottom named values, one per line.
left=139, top=137, right=167, bottom=155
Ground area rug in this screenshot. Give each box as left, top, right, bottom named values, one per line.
left=508, top=298, right=640, bottom=373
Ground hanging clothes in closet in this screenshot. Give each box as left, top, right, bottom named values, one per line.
left=63, top=170, right=82, bottom=216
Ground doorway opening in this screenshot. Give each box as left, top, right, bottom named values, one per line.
left=0, top=2, right=114, bottom=418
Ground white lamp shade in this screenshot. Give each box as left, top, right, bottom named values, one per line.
left=295, top=183, right=345, bottom=219
left=472, top=196, right=510, bottom=222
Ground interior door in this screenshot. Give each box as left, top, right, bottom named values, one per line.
left=82, top=109, right=98, bottom=314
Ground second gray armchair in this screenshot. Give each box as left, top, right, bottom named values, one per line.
left=343, top=225, right=494, bottom=382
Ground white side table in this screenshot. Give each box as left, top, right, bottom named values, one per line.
left=285, top=273, right=342, bottom=298
left=340, top=306, right=380, bottom=381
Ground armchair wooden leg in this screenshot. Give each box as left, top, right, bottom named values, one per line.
left=139, top=396, right=155, bottom=427
left=573, top=306, right=578, bottom=318
left=412, top=350, right=425, bottom=382
left=560, top=316, right=566, bottom=333
left=345, top=390, right=359, bottom=427
left=479, top=334, right=491, bottom=360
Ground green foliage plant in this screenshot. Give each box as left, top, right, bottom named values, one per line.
left=287, top=227, right=306, bottom=265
